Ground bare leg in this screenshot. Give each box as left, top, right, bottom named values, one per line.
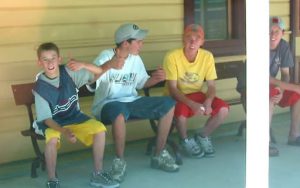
left=45, top=138, right=58, bottom=180
left=290, top=100, right=300, bottom=139
left=112, top=114, right=126, bottom=158
left=92, top=131, right=105, bottom=172
left=201, top=107, right=229, bottom=137
left=175, top=116, right=188, bottom=139
left=154, top=107, right=175, bottom=155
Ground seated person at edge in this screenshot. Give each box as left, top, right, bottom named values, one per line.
left=163, top=24, right=229, bottom=158
left=69, top=23, right=179, bottom=183
left=269, top=16, right=300, bottom=156
left=32, top=42, right=120, bottom=188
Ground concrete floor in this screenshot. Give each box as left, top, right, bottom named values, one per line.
left=0, top=112, right=299, bottom=188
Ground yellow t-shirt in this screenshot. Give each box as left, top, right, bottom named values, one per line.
left=163, top=48, right=217, bottom=95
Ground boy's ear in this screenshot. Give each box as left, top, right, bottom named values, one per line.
left=37, top=59, right=42, bottom=67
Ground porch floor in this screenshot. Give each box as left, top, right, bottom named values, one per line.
left=0, top=112, right=299, bottom=188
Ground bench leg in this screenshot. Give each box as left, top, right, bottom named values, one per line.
left=30, top=136, right=45, bottom=178
left=237, top=120, right=246, bottom=136
left=145, top=137, right=156, bottom=155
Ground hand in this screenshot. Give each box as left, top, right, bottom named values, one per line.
left=190, top=101, right=205, bottom=116
left=63, top=128, right=77, bottom=144
left=271, top=89, right=283, bottom=104
left=203, top=99, right=213, bottom=115
left=151, top=66, right=165, bottom=83
left=67, top=57, right=85, bottom=71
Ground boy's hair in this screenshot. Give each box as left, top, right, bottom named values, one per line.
left=115, top=38, right=135, bottom=48
left=37, top=42, right=60, bottom=58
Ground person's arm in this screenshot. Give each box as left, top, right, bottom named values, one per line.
left=43, top=118, right=77, bottom=144
left=167, top=80, right=205, bottom=115
left=68, top=58, right=124, bottom=82
left=280, top=67, right=290, bottom=83
left=270, top=76, right=300, bottom=94
left=67, top=48, right=128, bottom=82
left=203, top=80, right=216, bottom=115
left=143, top=66, right=165, bottom=88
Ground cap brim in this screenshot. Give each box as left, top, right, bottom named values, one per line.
left=133, top=29, right=148, bottom=40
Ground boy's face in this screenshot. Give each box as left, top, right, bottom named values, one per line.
left=126, top=39, right=144, bottom=55
left=37, top=50, right=61, bottom=78
left=270, top=25, right=283, bottom=50
left=183, top=32, right=204, bottom=53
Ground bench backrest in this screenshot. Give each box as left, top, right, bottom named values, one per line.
left=11, top=60, right=245, bottom=114
left=144, top=60, right=245, bottom=93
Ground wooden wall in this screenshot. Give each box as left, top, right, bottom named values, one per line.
left=2, top=0, right=285, bottom=164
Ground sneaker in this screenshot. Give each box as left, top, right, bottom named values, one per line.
left=269, top=143, right=279, bottom=157
left=110, top=157, right=126, bottom=183
left=90, top=171, right=119, bottom=188
left=151, top=149, right=179, bottom=172
left=180, top=137, right=205, bottom=158
left=287, top=136, right=300, bottom=146
left=46, top=178, right=60, bottom=188
left=195, top=135, right=215, bottom=157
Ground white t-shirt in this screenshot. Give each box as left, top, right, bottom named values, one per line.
left=92, top=49, right=149, bottom=118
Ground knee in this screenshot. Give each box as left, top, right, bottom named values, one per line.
left=46, top=137, right=59, bottom=148
left=115, top=113, right=125, bottom=122
left=218, top=107, right=229, bottom=117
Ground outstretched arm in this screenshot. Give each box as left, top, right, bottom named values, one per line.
left=67, top=48, right=128, bottom=81
left=270, top=76, right=300, bottom=94
left=143, top=66, right=166, bottom=88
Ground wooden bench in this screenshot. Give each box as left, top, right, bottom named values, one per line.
left=11, top=73, right=182, bottom=178
left=11, top=62, right=246, bottom=178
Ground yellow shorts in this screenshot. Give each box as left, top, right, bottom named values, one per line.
left=45, top=119, right=106, bottom=149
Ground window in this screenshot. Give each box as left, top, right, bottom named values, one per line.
left=294, top=0, right=300, bottom=36
left=184, top=0, right=246, bottom=56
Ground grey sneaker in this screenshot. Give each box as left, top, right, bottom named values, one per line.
left=151, top=149, right=179, bottom=172
left=269, top=142, right=279, bottom=157
left=111, top=157, right=126, bottom=183
left=180, top=137, right=205, bottom=158
left=90, top=171, right=119, bottom=188
left=46, top=178, right=60, bottom=188
left=195, top=135, right=215, bottom=157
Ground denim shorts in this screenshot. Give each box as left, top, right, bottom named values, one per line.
left=101, top=96, right=175, bottom=124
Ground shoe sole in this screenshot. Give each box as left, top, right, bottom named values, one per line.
left=90, top=182, right=120, bottom=188
left=150, top=161, right=180, bottom=173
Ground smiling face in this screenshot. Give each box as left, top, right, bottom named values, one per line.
left=183, top=32, right=204, bottom=53
left=270, top=25, right=283, bottom=50
left=38, top=50, right=62, bottom=79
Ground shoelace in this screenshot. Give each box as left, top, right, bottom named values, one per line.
left=98, top=172, right=114, bottom=183
left=47, top=179, right=59, bottom=188
left=161, top=150, right=176, bottom=164
left=186, top=138, right=200, bottom=152
left=201, top=137, right=213, bottom=150
left=113, top=159, right=125, bottom=172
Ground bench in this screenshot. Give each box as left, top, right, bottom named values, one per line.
left=11, top=61, right=246, bottom=178
left=11, top=72, right=182, bottom=178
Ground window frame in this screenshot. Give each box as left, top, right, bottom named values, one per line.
left=184, top=0, right=246, bottom=56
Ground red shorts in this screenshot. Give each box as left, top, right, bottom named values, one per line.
left=270, top=85, right=300, bottom=107
left=174, top=92, right=229, bottom=118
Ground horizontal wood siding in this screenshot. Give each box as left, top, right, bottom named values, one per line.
left=0, top=0, right=184, bottom=164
